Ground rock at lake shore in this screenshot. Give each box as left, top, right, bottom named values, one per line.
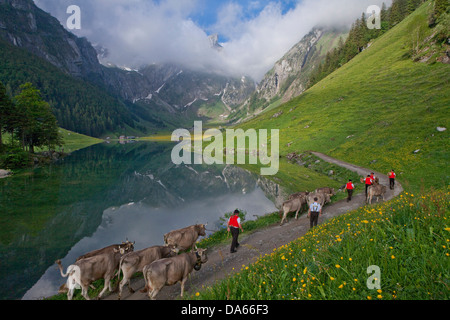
left=0, top=169, right=12, bottom=179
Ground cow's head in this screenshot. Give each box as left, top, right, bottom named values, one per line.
left=193, top=248, right=208, bottom=271
left=115, top=240, right=135, bottom=255
left=197, top=224, right=207, bottom=236
left=163, top=244, right=179, bottom=257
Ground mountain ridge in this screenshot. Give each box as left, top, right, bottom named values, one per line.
left=232, top=26, right=348, bottom=123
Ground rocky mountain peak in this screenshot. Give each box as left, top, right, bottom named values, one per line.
left=208, top=34, right=223, bottom=51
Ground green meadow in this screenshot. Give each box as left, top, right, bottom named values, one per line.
left=57, top=128, right=103, bottom=154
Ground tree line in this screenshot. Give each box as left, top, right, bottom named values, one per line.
left=0, top=81, right=61, bottom=157
left=308, top=0, right=443, bottom=88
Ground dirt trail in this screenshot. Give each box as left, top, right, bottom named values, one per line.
left=105, top=152, right=403, bottom=300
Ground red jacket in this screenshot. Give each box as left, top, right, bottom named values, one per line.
left=346, top=182, right=354, bottom=190
left=389, top=171, right=396, bottom=179
left=229, top=215, right=240, bottom=228
left=365, top=177, right=373, bottom=185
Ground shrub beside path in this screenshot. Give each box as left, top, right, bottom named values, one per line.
left=105, top=152, right=403, bottom=300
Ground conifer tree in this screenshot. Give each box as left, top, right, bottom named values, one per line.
left=14, top=83, right=61, bottom=153
left=434, top=0, right=449, bottom=18
left=0, top=81, right=14, bottom=148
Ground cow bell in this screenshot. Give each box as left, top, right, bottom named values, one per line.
left=194, top=263, right=202, bottom=271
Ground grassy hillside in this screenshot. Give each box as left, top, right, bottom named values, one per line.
left=238, top=2, right=449, bottom=193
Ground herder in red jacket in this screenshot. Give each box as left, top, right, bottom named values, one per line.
left=345, top=179, right=355, bottom=202
left=388, top=169, right=396, bottom=190
left=227, top=210, right=244, bottom=253
left=364, top=175, right=374, bottom=197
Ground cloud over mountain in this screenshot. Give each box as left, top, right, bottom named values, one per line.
left=34, top=0, right=390, bottom=81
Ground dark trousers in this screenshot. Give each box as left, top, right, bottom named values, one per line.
left=390, top=178, right=395, bottom=190
left=310, top=212, right=319, bottom=229
left=230, top=227, right=240, bottom=252
left=347, top=189, right=353, bottom=202
left=365, top=184, right=371, bottom=196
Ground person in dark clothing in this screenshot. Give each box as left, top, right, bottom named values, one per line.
left=345, top=179, right=355, bottom=202
left=227, top=209, right=244, bottom=253
left=364, top=174, right=373, bottom=197
left=307, top=198, right=322, bottom=229
left=388, top=169, right=396, bottom=190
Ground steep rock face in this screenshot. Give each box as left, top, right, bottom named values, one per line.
left=235, top=27, right=348, bottom=121
left=0, top=0, right=103, bottom=78
left=128, top=64, right=256, bottom=115
left=222, top=76, right=256, bottom=110
left=257, top=28, right=348, bottom=103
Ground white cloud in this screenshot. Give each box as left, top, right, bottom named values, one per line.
left=34, top=0, right=391, bottom=81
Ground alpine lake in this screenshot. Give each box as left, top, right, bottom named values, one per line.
left=0, top=140, right=285, bottom=300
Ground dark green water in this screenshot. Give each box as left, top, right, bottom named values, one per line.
left=0, top=142, right=280, bottom=300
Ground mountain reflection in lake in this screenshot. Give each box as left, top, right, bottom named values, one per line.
left=0, top=142, right=283, bottom=300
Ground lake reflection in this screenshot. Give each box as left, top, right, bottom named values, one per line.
left=0, top=142, right=281, bottom=300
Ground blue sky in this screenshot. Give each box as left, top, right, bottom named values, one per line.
left=190, top=0, right=299, bottom=42
left=34, top=0, right=389, bottom=81
left=191, top=0, right=297, bottom=29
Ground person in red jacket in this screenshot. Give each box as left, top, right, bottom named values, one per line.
left=364, top=174, right=373, bottom=197
left=370, top=172, right=378, bottom=184
left=345, top=179, right=355, bottom=202
left=227, top=209, right=244, bottom=253
left=388, top=169, right=396, bottom=190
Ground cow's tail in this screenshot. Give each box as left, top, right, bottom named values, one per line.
left=55, top=260, right=71, bottom=278
left=278, top=203, right=285, bottom=218
left=141, top=265, right=152, bottom=293
left=117, top=256, right=125, bottom=282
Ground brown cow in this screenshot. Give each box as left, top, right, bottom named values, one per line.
left=280, top=195, right=307, bottom=226
left=76, top=241, right=135, bottom=261
left=315, top=187, right=336, bottom=196
left=58, top=241, right=135, bottom=294
left=164, top=224, right=206, bottom=251
left=142, top=248, right=208, bottom=300
left=367, top=184, right=387, bottom=204
left=288, top=191, right=309, bottom=200
left=117, top=245, right=176, bottom=300
left=55, top=245, right=129, bottom=300
left=307, top=192, right=330, bottom=207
